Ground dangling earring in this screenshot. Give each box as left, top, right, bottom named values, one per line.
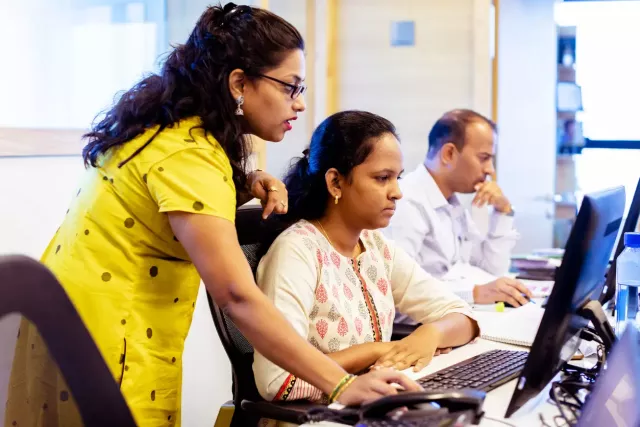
left=235, top=95, right=244, bottom=116
left=334, top=195, right=340, bottom=205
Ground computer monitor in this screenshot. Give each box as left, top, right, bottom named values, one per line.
left=577, top=326, right=640, bottom=427
left=505, top=186, right=625, bottom=418
left=599, top=177, right=640, bottom=305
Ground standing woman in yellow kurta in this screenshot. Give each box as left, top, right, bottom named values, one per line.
left=4, top=3, right=421, bottom=427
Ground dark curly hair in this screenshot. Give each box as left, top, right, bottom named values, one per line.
left=82, top=2, right=304, bottom=190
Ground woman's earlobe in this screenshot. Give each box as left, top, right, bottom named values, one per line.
left=228, top=68, right=246, bottom=98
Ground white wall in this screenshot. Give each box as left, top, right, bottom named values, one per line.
left=338, top=0, right=492, bottom=172
left=496, top=0, right=557, bottom=252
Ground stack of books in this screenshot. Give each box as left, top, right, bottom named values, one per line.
left=511, top=249, right=564, bottom=281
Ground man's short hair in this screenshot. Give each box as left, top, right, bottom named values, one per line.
left=426, top=109, right=497, bottom=159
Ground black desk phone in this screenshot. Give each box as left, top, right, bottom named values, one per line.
left=354, top=389, right=486, bottom=427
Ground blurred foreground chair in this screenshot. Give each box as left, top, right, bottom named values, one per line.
left=0, top=255, right=136, bottom=427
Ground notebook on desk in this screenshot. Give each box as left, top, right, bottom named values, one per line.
left=479, top=303, right=545, bottom=347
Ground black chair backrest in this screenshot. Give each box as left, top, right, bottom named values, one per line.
left=208, top=204, right=282, bottom=405
left=0, top=255, right=137, bottom=427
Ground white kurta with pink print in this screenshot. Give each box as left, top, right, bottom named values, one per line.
left=253, top=220, right=474, bottom=403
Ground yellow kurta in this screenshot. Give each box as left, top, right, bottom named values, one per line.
left=4, top=117, right=236, bottom=427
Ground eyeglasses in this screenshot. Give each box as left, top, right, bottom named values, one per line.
left=255, top=74, right=307, bottom=99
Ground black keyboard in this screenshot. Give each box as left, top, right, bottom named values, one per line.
left=417, top=349, right=528, bottom=392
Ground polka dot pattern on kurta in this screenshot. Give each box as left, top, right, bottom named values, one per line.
left=4, top=117, right=239, bottom=427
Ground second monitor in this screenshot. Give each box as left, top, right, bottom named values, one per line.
left=505, top=186, right=625, bottom=417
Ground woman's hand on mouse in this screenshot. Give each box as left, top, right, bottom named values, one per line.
left=335, top=368, right=423, bottom=405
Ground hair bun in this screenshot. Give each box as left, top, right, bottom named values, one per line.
left=223, top=3, right=238, bottom=13
left=220, top=3, right=252, bottom=27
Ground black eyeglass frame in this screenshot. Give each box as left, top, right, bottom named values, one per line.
left=254, top=74, right=307, bottom=99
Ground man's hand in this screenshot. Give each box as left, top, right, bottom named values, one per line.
left=473, top=173, right=512, bottom=214
left=246, top=170, right=289, bottom=219
left=473, top=277, right=533, bottom=307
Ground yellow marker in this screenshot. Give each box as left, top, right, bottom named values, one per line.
left=495, top=302, right=505, bottom=312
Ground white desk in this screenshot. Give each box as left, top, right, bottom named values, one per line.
left=301, top=308, right=583, bottom=427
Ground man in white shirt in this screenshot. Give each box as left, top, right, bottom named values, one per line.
left=385, top=109, right=532, bottom=307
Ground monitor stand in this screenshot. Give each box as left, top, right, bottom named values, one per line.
left=561, top=300, right=616, bottom=379
left=577, top=300, right=616, bottom=356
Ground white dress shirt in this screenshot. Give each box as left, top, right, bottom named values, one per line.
left=384, top=165, right=519, bottom=303
left=252, top=220, right=475, bottom=405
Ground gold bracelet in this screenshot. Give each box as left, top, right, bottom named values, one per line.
left=331, top=376, right=357, bottom=403
left=329, top=374, right=356, bottom=403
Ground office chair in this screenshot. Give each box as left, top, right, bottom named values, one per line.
left=209, top=205, right=327, bottom=427
left=0, top=255, right=136, bottom=427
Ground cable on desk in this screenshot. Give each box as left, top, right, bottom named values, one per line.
left=481, top=416, right=516, bottom=427
left=554, top=415, right=569, bottom=427
left=540, top=412, right=571, bottom=427
left=539, top=413, right=553, bottom=427
left=549, top=381, right=582, bottom=427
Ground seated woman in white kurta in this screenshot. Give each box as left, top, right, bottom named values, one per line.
left=253, top=111, right=480, bottom=403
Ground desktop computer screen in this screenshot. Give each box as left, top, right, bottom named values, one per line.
left=505, top=186, right=625, bottom=418
left=600, top=177, right=640, bottom=305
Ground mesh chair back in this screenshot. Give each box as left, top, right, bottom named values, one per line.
left=207, top=205, right=278, bottom=404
